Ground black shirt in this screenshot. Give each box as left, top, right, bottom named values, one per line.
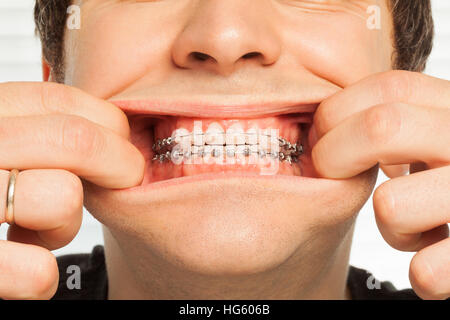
left=52, top=245, right=420, bottom=300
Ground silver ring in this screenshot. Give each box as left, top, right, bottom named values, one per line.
left=5, top=169, right=19, bottom=225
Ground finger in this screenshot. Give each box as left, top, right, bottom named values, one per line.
left=374, top=166, right=450, bottom=252
left=7, top=223, right=83, bottom=251
left=0, top=240, right=58, bottom=299
left=409, top=237, right=450, bottom=300
left=311, top=103, right=450, bottom=179
left=311, top=71, right=450, bottom=144
left=0, top=169, right=83, bottom=250
left=0, top=114, right=145, bottom=188
left=380, top=164, right=409, bottom=178
left=0, top=82, right=130, bottom=139
left=0, top=169, right=83, bottom=230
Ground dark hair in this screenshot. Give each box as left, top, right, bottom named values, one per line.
left=34, top=0, right=434, bottom=82
left=389, top=0, right=434, bottom=71
left=34, top=0, right=71, bottom=82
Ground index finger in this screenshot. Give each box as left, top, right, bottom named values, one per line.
left=311, top=103, right=450, bottom=179
left=311, top=71, right=450, bottom=143
left=0, top=114, right=145, bottom=189
left=0, top=82, right=130, bottom=140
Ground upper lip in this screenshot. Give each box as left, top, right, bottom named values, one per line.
left=111, top=99, right=321, bottom=119
left=109, top=77, right=341, bottom=118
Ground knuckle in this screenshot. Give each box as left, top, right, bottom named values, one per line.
left=378, top=70, right=417, bottom=101
left=38, top=82, right=76, bottom=114
left=373, top=184, right=394, bottom=225
left=60, top=170, right=84, bottom=219
left=373, top=183, right=401, bottom=230
left=59, top=115, right=104, bottom=160
left=373, top=183, right=419, bottom=251
left=28, top=248, right=58, bottom=299
left=363, top=104, right=403, bottom=147
left=39, top=83, right=131, bottom=140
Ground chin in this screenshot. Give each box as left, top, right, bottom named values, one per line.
left=81, top=100, right=378, bottom=276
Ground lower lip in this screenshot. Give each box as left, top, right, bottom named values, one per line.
left=111, top=170, right=332, bottom=196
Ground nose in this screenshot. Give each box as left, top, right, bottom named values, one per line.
left=171, top=0, right=281, bottom=76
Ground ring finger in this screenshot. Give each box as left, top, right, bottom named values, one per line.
left=0, top=169, right=83, bottom=250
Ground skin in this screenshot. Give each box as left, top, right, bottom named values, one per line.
left=310, top=71, right=450, bottom=299
left=0, top=0, right=448, bottom=299
left=0, top=83, right=143, bottom=299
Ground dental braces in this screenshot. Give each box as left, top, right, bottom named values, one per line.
left=152, top=133, right=303, bottom=164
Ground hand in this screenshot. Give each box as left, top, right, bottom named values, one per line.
left=309, top=71, right=450, bottom=300
left=0, top=82, right=145, bottom=299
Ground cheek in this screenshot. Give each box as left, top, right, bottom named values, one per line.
left=64, top=2, right=393, bottom=97
left=65, top=6, right=178, bottom=98
left=279, top=12, right=392, bottom=87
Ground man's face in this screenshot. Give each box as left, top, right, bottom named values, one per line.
left=68, top=0, right=393, bottom=274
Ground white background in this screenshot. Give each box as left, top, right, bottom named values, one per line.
left=0, top=0, right=449, bottom=291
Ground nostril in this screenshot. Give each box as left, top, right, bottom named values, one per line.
left=242, top=52, right=260, bottom=59
left=191, top=51, right=211, bottom=61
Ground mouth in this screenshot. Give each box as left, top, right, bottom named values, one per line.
left=112, top=100, right=319, bottom=187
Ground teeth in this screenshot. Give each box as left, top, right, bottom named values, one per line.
left=192, top=133, right=205, bottom=146
left=248, top=144, right=258, bottom=154
left=243, top=146, right=251, bottom=156
left=205, top=122, right=225, bottom=145
left=171, top=128, right=191, bottom=147
left=191, top=145, right=204, bottom=157
left=258, top=149, right=266, bottom=158
left=212, top=147, right=222, bottom=158
left=152, top=131, right=303, bottom=164
left=192, top=121, right=205, bottom=146
left=225, top=146, right=236, bottom=157
left=226, top=124, right=246, bottom=145
left=245, top=127, right=258, bottom=145
left=172, top=150, right=183, bottom=160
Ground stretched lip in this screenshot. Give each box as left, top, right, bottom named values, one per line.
left=107, top=99, right=319, bottom=193
left=110, top=99, right=319, bottom=118
left=112, top=171, right=332, bottom=195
